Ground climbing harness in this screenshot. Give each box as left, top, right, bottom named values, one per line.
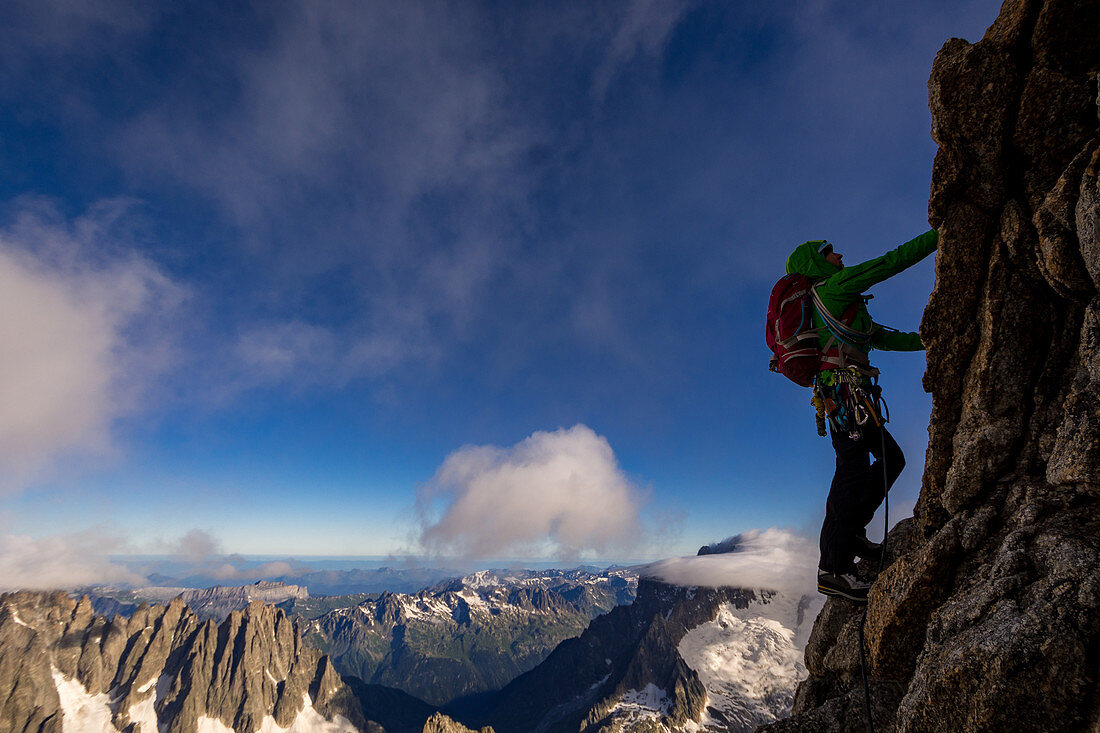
left=810, top=367, right=888, bottom=441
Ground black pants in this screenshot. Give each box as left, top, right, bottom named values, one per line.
left=819, top=417, right=905, bottom=574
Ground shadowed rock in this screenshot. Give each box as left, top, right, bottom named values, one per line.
left=761, top=0, right=1100, bottom=730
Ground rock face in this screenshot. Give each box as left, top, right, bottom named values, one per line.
left=0, top=591, right=365, bottom=733
left=764, top=1, right=1100, bottom=730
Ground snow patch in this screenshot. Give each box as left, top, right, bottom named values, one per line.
left=196, top=717, right=234, bottom=733
left=11, top=610, right=29, bottom=627
left=196, top=704, right=358, bottom=733
left=136, top=676, right=158, bottom=694
left=52, top=667, right=115, bottom=733
left=608, top=684, right=671, bottom=725
left=456, top=589, right=488, bottom=609
left=677, top=595, right=822, bottom=731
left=399, top=595, right=452, bottom=622
left=463, top=570, right=501, bottom=589
left=127, top=693, right=158, bottom=733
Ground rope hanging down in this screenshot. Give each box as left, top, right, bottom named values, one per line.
left=855, top=394, right=891, bottom=733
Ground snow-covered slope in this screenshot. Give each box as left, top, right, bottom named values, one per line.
left=678, top=593, right=821, bottom=732
left=480, top=531, right=823, bottom=733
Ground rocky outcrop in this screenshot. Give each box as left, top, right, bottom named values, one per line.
left=421, top=712, right=494, bottom=733
left=765, top=0, right=1100, bottom=730
left=0, top=591, right=365, bottom=733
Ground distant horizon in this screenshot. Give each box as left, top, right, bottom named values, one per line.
left=107, top=553, right=666, bottom=570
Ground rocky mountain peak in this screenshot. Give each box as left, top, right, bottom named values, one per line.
left=765, top=0, right=1100, bottom=730
left=0, top=590, right=364, bottom=733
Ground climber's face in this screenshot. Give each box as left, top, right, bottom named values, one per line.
left=825, top=250, right=844, bottom=269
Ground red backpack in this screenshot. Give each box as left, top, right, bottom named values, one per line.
left=765, top=274, right=821, bottom=387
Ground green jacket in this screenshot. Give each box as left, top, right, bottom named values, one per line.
left=785, top=229, right=938, bottom=373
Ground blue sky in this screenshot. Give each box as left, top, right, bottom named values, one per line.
left=0, top=0, right=1003, bottom=575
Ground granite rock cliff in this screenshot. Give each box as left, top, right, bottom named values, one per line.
left=0, top=591, right=365, bottom=733
left=763, top=0, right=1100, bottom=730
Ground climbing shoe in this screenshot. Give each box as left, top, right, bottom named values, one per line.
left=854, top=533, right=883, bottom=563
left=817, top=570, right=870, bottom=602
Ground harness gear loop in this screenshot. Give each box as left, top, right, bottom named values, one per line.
left=813, top=366, right=885, bottom=440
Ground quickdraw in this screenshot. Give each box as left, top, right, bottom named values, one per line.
left=811, top=367, right=889, bottom=439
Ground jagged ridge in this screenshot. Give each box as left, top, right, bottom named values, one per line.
left=0, top=591, right=365, bottom=733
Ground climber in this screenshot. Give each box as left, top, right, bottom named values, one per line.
left=784, top=230, right=938, bottom=602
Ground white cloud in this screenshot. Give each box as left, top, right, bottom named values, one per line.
left=0, top=200, right=184, bottom=490
left=417, top=424, right=649, bottom=559
left=160, top=528, right=222, bottom=563
left=0, top=527, right=309, bottom=591
left=592, top=0, right=695, bottom=100
left=227, top=318, right=437, bottom=395
left=206, top=560, right=298, bottom=582
left=0, top=529, right=145, bottom=591
left=641, top=528, right=818, bottom=596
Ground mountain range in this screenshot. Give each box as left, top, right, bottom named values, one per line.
left=303, top=569, right=637, bottom=706
left=0, top=558, right=818, bottom=732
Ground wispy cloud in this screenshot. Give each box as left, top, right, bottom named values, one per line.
left=417, top=424, right=652, bottom=559
left=0, top=526, right=311, bottom=591
left=0, top=0, right=159, bottom=63
left=106, top=2, right=540, bottom=389
left=0, top=199, right=185, bottom=490
left=591, top=0, right=696, bottom=101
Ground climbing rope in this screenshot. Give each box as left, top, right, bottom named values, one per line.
left=856, top=392, right=892, bottom=733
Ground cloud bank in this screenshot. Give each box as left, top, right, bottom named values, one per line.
left=417, top=424, right=649, bottom=559
left=0, top=200, right=184, bottom=489
left=0, top=529, right=145, bottom=591
left=641, top=528, right=817, bottom=596
left=0, top=527, right=304, bottom=591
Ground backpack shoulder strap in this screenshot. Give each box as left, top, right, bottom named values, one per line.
left=811, top=284, right=874, bottom=347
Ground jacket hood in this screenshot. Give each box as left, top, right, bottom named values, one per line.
left=786, top=240, right=840, bottom=278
